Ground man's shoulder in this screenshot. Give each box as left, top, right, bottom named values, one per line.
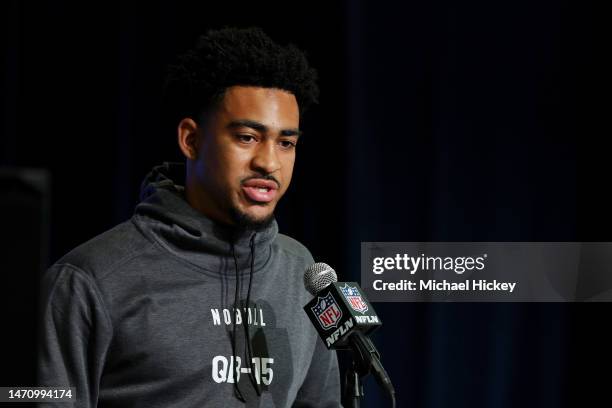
left=52, top=217, right=153, bottom=280
left=274, top=233, right=315, bottom=264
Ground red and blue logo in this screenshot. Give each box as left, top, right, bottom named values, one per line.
left=340, top=284, right=369, bottom=314
left=311, top=292, right=343, bottom=330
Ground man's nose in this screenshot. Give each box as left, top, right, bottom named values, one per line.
left=251, top=140, right=281, bottom=174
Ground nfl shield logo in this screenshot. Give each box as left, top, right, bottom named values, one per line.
left=340, top=284, right=369, bottom=314
left=311, top=293, right=343, bottom=330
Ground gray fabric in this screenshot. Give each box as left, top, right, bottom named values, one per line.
left=38, top=162, right=342, bottom=408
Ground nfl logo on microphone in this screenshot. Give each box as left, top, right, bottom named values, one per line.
left=311, top=293, right=343, bottom=330
left=340, top=284, right=369, bottom=314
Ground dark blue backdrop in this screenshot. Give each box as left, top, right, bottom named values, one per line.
left=2, top=0, right=610, bottom=406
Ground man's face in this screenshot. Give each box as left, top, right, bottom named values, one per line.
left=192, top=86, right=300, bottom=228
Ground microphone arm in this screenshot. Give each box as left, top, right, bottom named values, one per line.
left=346, top=331, right=396, bottom=408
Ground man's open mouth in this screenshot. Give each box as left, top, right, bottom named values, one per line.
left=241, top=179, right=279, bottom=203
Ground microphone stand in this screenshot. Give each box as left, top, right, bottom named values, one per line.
left=344, top=360, right=365, bottom=408
left=343, top=332, right=396, bottom=408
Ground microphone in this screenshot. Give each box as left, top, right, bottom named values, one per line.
left=303, top=263, right=395, bottom=406
left=303, top=263, right=381, bottom=347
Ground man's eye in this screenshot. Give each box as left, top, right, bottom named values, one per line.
left=279, top=140, right=297, bottom=149
left=237, top=134, right=256, bottom=143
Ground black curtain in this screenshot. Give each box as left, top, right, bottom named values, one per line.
left=2, top=0, right=610, bottom=406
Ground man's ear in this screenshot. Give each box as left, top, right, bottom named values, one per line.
left=177, top=118, right=200, bottom=160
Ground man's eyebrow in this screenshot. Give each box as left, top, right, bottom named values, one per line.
left=227, top=119, right=302, bottom=137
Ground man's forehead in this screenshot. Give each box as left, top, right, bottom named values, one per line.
left=218, top=85, right=300, bottom=126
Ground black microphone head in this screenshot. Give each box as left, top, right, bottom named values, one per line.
left=304, top=262, right=338, bottom=295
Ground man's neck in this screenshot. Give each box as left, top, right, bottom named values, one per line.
left=184, top=176, right=234, bottom=227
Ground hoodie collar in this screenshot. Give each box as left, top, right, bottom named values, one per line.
left=134, top=162, right=277, bottom=276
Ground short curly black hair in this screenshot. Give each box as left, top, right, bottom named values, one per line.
left=164, top=27, right=319, bottom=124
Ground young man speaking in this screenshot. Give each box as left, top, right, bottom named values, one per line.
left=38, top=28, right=342, bottom=407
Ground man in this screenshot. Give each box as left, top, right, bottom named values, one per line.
left=38, top=27, right=342, bottom=407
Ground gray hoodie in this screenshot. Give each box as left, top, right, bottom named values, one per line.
left=38, top=162, right=341, bottom=407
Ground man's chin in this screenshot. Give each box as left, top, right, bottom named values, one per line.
left=229, top=206, right=275, bottom=231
